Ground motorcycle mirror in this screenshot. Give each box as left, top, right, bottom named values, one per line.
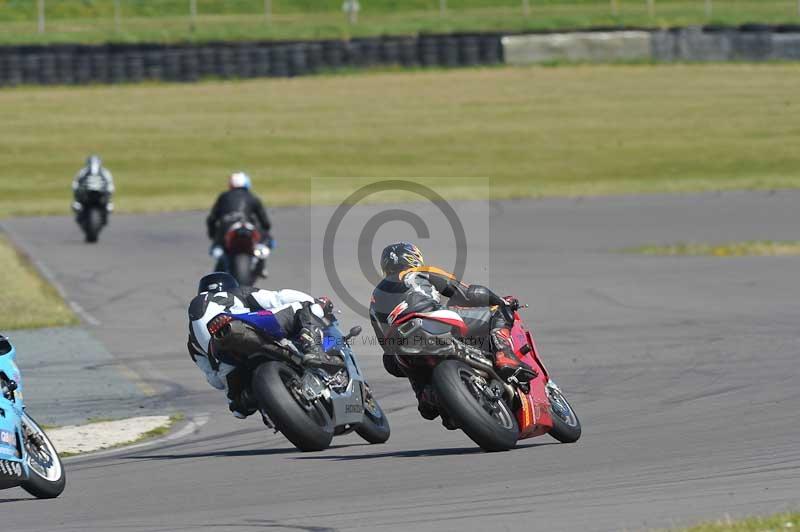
left=345, top=326, right=362, bottom=341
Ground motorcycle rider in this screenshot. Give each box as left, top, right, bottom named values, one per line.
left=369, top=242, right=534, bottom=423
left=206, top=172, right=273, bottom=275
left=187, top=272, right=342, bottom=419
left=71, top=154, right=115, bottom=222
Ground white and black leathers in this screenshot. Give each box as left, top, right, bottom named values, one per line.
left=187, top=287, right=323, bottom=391
left=72, top=161, right=115, bottom=197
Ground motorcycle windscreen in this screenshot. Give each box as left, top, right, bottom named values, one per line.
left=0, top=336, right=13, bottom=358
left=230, top=311, right=286, bottom=339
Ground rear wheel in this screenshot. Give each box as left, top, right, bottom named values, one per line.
left=547, top=381, right=582, bottom=443
left=252, top=362, right=333, bottom=452
left=432, top=360, right=518, bottom=452
left=355, top=383, right=390, bottom=444
left=232, top=253, right=254, bottom=286
left=20, top=413, right=66, bottom=499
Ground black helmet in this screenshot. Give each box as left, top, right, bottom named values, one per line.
left=380, top=242, right=424, bottom=276
left=197, top=272, right=239, bottom=295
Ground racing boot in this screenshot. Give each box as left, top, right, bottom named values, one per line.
left=406, top=376, right=440, bottom=420
left=413, top=385, right=458, bottom=429
left=228, top=389, right=258, bottom=419
left=298, top=326, right=344, bottom=370
left=416, top=386, right=440, bottom=421
left=491, top=327, right=537, bottom=383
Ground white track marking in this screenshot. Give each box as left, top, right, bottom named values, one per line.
left=62, top=413, right=210, bottom=461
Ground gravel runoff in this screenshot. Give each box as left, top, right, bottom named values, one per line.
left=48, top=415, right=172, bottom=455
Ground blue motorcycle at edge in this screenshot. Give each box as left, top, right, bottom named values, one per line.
left=0, top=334, right=66, bottom=498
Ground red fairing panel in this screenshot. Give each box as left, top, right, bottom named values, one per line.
left=510, top=312, right=554, bottom=439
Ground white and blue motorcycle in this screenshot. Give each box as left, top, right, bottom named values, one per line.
left=0, top=335, right=65, bottom=499
left=208, top=312, right=390, bottom=452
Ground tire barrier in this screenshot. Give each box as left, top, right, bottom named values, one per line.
left=0, top=27, right=797, bottom=87
left=0, top=34, right=500, bottom=85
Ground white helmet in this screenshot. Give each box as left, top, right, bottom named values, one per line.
left=228, top=172, right=251, bottom=190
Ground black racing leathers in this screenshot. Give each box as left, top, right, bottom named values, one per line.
left=206, top=188, right=272, bottom=245
left=369, top=266, right=508, bottom=376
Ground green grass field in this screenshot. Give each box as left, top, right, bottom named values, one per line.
left=626, top=241, right=800, bottom=256
left=0, top=1, right=798, bottom=45
left=0, top=235, right=77, bottom=330
left=1, top=64, right=799, bottom=217
left=675, top=511, right=799, bottom=531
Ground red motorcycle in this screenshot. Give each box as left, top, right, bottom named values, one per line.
left=389, top=301, right=581, bottom=451
left=221, top=221, right=270, bottom=286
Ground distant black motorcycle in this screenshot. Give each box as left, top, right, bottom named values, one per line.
left=213, top=221, right=271, bottom=286
left=74, top=190, right=110, bottom=243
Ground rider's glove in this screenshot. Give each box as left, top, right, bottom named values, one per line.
left=502, top=296, right=520, bottom=311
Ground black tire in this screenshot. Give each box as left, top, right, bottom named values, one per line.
left=83, top=207, right=103, bottom=243
left=432, top=360, right=519, bottom=452
left=20, top=414, right=66, bottom=499
left=232, top=253, right=254, bottom=286
left=547, top=383, right=582, bottom=444
left=252, top=362, right=333, bottom=452
left=355, top=384, right=390, bottom=444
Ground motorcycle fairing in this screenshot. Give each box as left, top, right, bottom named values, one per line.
left=510, top=313, right=554, bottom=439
left=0, top=340, right=29, bottom=482
left=393, top=309, right=469, bottom=336
left=322, top=323, right=369, bottom=426
left=228, top=310, right=286, bottom=339
left=224, top=221, right=261, bottom=254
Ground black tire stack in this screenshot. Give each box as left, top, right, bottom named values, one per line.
left=0, top=32, right=506, bottom=86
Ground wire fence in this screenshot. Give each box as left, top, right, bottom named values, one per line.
left=1, top=1, right=798, bottom=43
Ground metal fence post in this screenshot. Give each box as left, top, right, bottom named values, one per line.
left=647, top=0, right=655, bottom=18
left=37, top=0, right=45, bottom=34
left=522, top=0, right=530, bottom=17
left=705, top=0, right=712, bottom=18
left=264, top=0, right=272, bottom=24
left=440, top=0, right=447, bottom=17
left=190, top=0, right=197, bottom=31
left=611, top=0, right=619, bottom=17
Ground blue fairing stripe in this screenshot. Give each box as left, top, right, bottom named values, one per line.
left=231, top=311, right=286, bottom=339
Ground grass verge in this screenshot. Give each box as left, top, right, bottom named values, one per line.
left=0, top=1, right=799, bottom=45
left=1, top=64, right=799, bottom=217
left=674, top=511, right=799, bottom=531
left=625, top=241, right=800, bottom=256
left=0, top=233, right=78, bottom=330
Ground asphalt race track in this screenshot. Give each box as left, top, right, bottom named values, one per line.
left=2, top=191, right=799, bottom=531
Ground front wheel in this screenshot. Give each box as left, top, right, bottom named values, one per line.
left=355, top=383, right=390, bottom=444
left=83, top=207, right=103, bottom=243
left=20, top=413, right=66, bottom=499
left=547, top=381, right=582, bottom=443
left=432, top=360, right=519, bottom=452
left=252, top=362, right=334, bottom=452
